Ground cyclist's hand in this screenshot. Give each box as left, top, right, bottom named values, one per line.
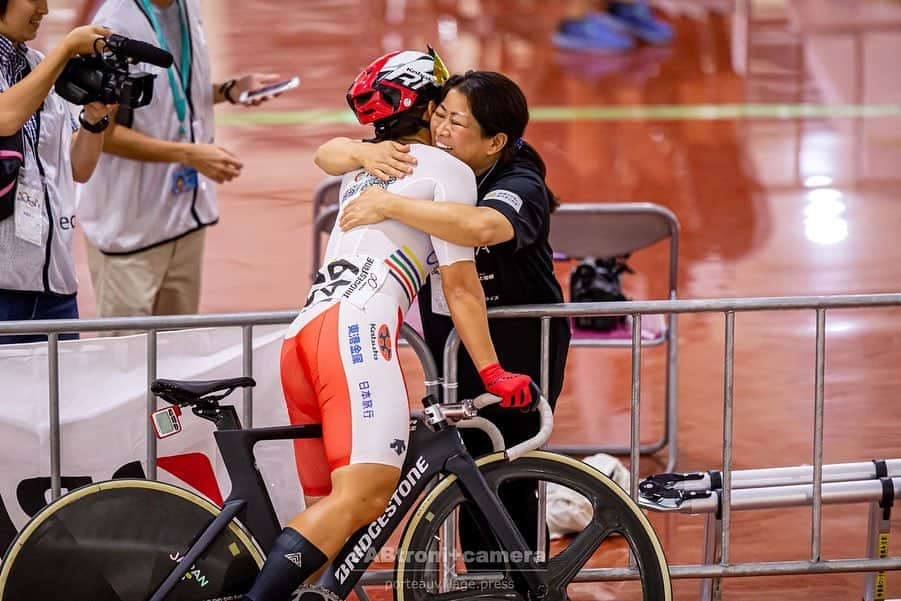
left=358, top=140, right=416, bottom=182
left=479, top=363, right=533, bottom=410
left=339, top=186, right=391, bottom=230
left=63, top=25, right=111, bottom=57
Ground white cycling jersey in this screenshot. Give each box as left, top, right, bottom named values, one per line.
left=281, top=143, right=478, bottom=490
left=290, top=143, right=476, bottom=334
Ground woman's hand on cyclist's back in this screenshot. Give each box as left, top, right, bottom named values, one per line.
left=339, top=185, right=393, bottom=230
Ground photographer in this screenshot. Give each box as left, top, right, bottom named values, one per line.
left=0, top=0, right=115, bottom=345
left=78, top=0, right=279, bottom=328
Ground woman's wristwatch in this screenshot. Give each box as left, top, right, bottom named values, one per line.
left=79, top=110, right=110, bottom=133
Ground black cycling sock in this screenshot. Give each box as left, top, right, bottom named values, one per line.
left=244, top=527, right=328, bottom=601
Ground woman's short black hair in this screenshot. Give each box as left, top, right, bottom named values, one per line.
left=441, top=71, right=559, bottom=210
left=0, top=1, right=8, bottom=18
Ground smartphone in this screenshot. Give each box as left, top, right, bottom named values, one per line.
left=238, top=76, right=300, bottom=103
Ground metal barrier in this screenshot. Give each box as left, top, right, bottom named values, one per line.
left=312, top=193, right=683, bottom=468
left=438, top=293, right=901, bottom=591
left=548, top=202, right=680, bottom=469
left=3, top=292, right=901, bottom=593
left=639, top=459, right=901, bottom=600
left=0, top=311, right=439, bottom=499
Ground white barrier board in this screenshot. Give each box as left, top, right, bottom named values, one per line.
left=0, top=325, right=302, bottom=551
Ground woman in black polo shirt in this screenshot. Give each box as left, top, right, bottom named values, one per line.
left=316, top=70, right=570, bottom=572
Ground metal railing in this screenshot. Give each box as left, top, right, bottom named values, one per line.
left=436, top=293, right=901, bottom=594
left=0, top=311, right=439, bottom=499
left=3, top=292, right=900, bottom=594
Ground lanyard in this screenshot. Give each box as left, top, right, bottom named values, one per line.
left=138, top=0, right=191, bottom=129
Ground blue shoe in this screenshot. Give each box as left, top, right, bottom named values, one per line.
left=553, top=11, right=635, bottom=53
left=608, top=1, right=674, bottom=46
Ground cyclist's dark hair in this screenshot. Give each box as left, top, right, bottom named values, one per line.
left=441, top=71, right=559, bottom=211
left=368, top=86, right=442, bottom=144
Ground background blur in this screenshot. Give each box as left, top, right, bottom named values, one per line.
left=32, top=1, right=901, bottom=598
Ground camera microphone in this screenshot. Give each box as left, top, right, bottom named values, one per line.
left=56, top=33, right=170, bottom=108
left=106, top=34, right=173, bottom=68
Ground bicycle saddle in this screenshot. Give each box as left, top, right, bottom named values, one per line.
left=151, top=377, right=256, bottom=405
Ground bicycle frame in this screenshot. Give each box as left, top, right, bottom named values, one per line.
left=150, top=403, right=548, bottom=601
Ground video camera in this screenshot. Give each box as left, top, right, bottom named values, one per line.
left=55, top=34, right=173, bottom=119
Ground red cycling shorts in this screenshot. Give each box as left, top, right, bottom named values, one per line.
left=280, top=295, right=409, bottom=497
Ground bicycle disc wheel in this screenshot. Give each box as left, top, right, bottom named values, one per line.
left=0, top=479, right=264, bottom=601
left=394, top=451, right=670, bottom=601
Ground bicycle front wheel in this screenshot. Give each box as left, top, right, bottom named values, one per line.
left=394, top=451, right=670, bottom=601
left=0, top=479, right=264, bottom=601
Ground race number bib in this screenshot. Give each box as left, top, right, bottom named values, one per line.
left=306, top=255, right=389, bottom=309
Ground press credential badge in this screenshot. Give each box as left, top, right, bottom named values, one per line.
left=14, top=169, right=42, bottom=246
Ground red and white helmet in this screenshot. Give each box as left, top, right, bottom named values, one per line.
left=346, top=48, right=448, bottom=125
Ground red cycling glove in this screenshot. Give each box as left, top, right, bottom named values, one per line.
left=478, top=363, right=533, bottom=409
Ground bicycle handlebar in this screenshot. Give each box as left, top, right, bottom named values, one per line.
left=469, top=392, right=554, bottom=461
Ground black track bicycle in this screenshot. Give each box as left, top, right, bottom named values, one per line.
left=0, top=377, right=671, bottom=600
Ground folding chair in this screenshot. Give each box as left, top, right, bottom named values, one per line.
left=548, top=202, right=679, bottom=471
left=310, top=176, right=341, bottom=280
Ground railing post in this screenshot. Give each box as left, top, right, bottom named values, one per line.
left=48, top=333, right=61, bottom=501
left=811, top=308, right=826, bottom=561
left=146, top=330, right=158, bottom=480
left=630, top=313, right=642, bottom=501
left=721, top=311, right=735, bottom=564
left=665, top=306, right=679, bottom=473
left=537, top=317, right=551, bottom=560
left=243, top=325, right=254, bottom=428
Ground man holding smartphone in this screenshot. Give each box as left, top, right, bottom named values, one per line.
left=77, top=0, right=282, bottom=330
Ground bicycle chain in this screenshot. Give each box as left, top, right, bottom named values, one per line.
left=290, top=584, right=344, bottom=601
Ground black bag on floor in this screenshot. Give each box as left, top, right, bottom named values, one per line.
left=569, top=256, right=633, bottom=331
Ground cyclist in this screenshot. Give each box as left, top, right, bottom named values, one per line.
left=244, top=49, right=535, bottom=600
left=316, top=70, right=569, bottom=574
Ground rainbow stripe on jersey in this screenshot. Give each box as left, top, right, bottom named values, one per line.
left=385, top=246, right=426, bottom=303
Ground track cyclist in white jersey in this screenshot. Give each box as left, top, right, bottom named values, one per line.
left=244, top=48, right=536, bottom=600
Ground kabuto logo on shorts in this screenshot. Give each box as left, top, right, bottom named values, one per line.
left=377, top=324, right=392, bottom=361
left=369, top=323, right=380, bottom=360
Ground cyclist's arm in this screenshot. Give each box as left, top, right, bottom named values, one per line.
left=439, top=259, right=498, bottom=371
